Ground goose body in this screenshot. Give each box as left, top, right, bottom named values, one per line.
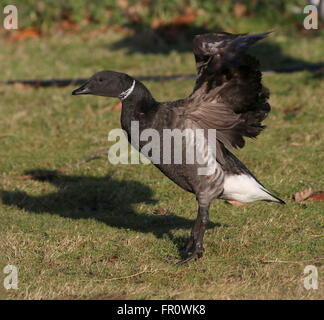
left=72, top=32, right=285, bottom=263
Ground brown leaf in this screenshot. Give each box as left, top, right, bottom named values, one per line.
left=294, top=188, right=313, bottom=202
left=7, top=27, right=40, bottom=41
left=152, top=7, right=200, bottom=43
left=13, top=82, right=28, bottom=90
left=108, top=255, right=119, bottom=261
left=308, top=192, right=324, bottom=202
left=82, top=26, right=108, bottom=40
left=153, top=208, right=168, bottom=215
left=117, top=0, right=129, bottom=9
left=232, top=3, right=247, bottom=17
left=173, top=7, right=197, bottom=26
left=151, top=18, right=165, bottom=29
left=140, top=0, right=150, bottom=7
left=112, top=24, right=128, bottom=34
left=283, top=105, right=303, bottom=115
left=226, top=200, right=250, bottom=206
left=57, top=20, right=80, bottom=33
left=126, top=6, right=142, bottom=23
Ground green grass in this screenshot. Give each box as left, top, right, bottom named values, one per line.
left=0, top=30, right=323, bottom=300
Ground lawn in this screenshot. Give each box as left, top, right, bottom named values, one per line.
left=0, top=29, right=323, bottom=299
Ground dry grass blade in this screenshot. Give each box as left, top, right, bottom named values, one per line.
left=261, top=257, right=324, bottom=264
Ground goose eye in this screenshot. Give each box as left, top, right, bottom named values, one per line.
left=98, top=78, right=103, bottom=82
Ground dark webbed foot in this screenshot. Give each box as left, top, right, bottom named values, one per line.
left=177, top=241, right=204, bottom=264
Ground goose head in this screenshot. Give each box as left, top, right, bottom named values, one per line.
left=72, top=70, right=135, bottom=100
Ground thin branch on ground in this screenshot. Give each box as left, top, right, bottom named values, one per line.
left=82, top=266, right=162, bottom=282
left=75, top=148, right=109, bottom=167
left=261, top=257, right=324, bottom=264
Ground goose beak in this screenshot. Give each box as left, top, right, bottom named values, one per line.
left=72, top=82, right=91, bottom=95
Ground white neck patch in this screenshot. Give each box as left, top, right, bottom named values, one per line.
left=119, top=80, right=136, bottom=101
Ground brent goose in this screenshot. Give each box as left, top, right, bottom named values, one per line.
left=72, top=32, right=285, bottom=264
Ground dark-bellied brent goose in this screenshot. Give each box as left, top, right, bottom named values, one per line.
left=72, top=32, right=285, bottom=264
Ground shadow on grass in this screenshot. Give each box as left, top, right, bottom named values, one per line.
left=1, top=169, right=221, bottom=258
left=110, top=29, right=322, bottom=71
left=249, top=41, right=321, bottom=70
left=110, top=25, right=212, bottom=54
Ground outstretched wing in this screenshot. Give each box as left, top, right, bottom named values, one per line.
left=186, top=32, right=271, bottom=153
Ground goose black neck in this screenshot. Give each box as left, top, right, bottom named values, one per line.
left=121, top=80, right=155, bottom=106
left=121, top=80, right=158, bottom=132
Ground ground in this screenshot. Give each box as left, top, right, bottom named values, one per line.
left=0, top=29, right=323, bottom=299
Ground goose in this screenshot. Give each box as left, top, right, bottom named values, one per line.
left=72, top=32, right=285, bottom=264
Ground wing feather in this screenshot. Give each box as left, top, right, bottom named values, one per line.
left=186, top=32, right=271, bottom=150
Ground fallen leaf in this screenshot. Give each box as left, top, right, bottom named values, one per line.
left=151, top=17, right=165, bottom=29
left=294, top=188, right=313, bottom=202
left=126, top=6, right=142, bottom=23
left=226, top=200, right=250, bottom=206
left=13, top=83, right=28, bottom=90
left=283, top=105, right=303, bottom=115
left=7, top=27, right=40, bottom=41
left=108, top=255, right=119, bottom=261
left=57, top=19, right=80, bottom=33
left=173, top=7, right=197, bottom=26
left=153, top=208, right=168, bottom=215
left=117, top=0, right=129, bottom=9
left=308, top=192, right=324, bottom=202
left=232, top=3, right=247, bottom=17
left=82, top=26, right=109, bottom=40
left=112, top=24, right=127, bottom=33
left=140, top=1, right=150, bottom=7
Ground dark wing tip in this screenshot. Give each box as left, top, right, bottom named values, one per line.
left=193, top=31, right=272, bottom=58
left=274, top=196, right=286, bottom=205
left=279, top=199, right=286, bottom=205
left=267, top=191, right=286, bottom=205
left=230, top=31, right=271, bottom=52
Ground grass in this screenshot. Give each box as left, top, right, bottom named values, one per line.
left=0, top=29, right=323, bottom=300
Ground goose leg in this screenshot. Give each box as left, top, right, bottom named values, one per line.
left=178, top=203, right=210, bottom=264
